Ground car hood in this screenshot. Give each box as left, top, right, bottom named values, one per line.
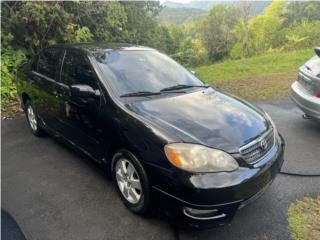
left=126, top=88, right=269, bottom=153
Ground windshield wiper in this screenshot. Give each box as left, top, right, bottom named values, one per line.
left=120, top=91, right=161, bottom=98
left=160, top=84, right=209, bottom=92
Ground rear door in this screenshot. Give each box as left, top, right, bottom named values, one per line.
left=30, top=47, right=64, bottom=130
left=55, top=50, right=104, bottom=159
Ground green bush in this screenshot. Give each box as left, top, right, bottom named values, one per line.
left=1, top=46, right=26, bottom=101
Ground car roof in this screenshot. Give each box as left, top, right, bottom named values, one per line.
left=46, top=42, right=155, bottom=54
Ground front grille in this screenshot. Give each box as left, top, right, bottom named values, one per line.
left=239, top=128, right=275, bottom=164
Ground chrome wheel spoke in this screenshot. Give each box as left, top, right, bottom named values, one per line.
left=121, top=160, right=128, bottom=174
left=130, top=179, right=141, bottom=191
left=123, top=186, right=129, bottom=198
left=127, top=164, right=134, bottom=178
left=118, top=180, right=125, bottom=192
left=116, top=169, right=125, bottom=182
left=128, top=188, right=139, bottom=203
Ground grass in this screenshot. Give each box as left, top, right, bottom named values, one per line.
left=195, top=49, right=314, bottom=100
left=288, top=197, right=320, bottom=240
left=195, top=49, right=313, bottom=84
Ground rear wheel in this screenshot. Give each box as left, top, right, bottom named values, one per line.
left=25, top=100, right=45, bottom=137
left=112, top=150, right=151, bottom=214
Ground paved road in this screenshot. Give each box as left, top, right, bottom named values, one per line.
left=2, top=98, right=320, bottom=240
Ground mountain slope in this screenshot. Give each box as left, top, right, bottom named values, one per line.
left=157, top=7, right=206, bottom=24
left=159, top=1, right=271, bottom=24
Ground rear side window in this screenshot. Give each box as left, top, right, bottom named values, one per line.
left=61, top=50, right=98, bottom=89
left=37, top=48, right=64, bottom=79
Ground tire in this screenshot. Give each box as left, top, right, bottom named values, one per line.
left=112, top=150, right=151, bottom=214
left=24, top=100, right=45, bottom=137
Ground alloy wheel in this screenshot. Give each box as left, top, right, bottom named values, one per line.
left=27, top=105, right=38, bottom=131
left=115, top=158, right=142, bottom=204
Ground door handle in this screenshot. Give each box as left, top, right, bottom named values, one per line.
left=53, top=91, right=60, bottom=98
left=53, top=91, right=63, bottom=98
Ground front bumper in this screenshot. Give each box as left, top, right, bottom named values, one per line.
left=291, top=81, right=320, bottom=119
left=148, top=135, right=285, bottom=228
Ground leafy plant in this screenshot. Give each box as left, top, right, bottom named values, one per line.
left=63, top=24, right=93, bottom=43
left=1, top=46, right=26, bottom=101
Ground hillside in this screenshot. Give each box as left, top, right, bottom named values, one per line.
left=157, top=7, right=206, bottom=24
left=159, top=0, right=271, bottom=24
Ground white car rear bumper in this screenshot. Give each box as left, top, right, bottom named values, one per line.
left=291, top=81, right=320, bottom=119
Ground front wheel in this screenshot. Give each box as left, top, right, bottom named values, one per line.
left=112, top=150, right=151, bottom=214
left=25, top=100, right=45, bottom=137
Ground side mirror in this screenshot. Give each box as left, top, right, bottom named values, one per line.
left=190, top=70, right=196, bottom=75
left=70, top=84, right=100, bottom=98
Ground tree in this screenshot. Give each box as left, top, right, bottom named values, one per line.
left=0, top=1, right=173, bottom=102
left=198, top=5, right=240, bottom=61
left=282, top=1, right=320, bottom=26
left=230, top=0, right=285, bottom=58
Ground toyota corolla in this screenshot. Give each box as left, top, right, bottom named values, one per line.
left=17, top=43, right=285, bottom=228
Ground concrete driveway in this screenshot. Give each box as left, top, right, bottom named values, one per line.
left=2, top=98, right=320, bottom=240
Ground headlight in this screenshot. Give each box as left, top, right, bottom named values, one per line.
left=164, top=143, right=239, bottom=173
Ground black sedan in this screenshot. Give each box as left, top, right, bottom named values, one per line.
left=16, top=43, right=285, bottom=228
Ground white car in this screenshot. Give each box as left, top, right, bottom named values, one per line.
left=291, top=48, right=320, bottom=120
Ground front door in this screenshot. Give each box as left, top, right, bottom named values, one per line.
left=56, top=50, right=104, bottom=160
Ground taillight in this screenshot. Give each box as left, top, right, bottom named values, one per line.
left=316, top=91, right=320, bottom=98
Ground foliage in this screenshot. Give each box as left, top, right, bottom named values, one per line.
left=1, top=46, right=26, bottom=100
left=280, top=21, right=320, bottom=51
left=198, top=5, right=240, bottom=61
left=282, top=1, right=320, bottom=25
left=0, top=1, right=166, bottom=103
left=170, top=0, right=320, bottom=63
left=63, top=24, right=93, bottom=43
left=230, top=0, right=285, bottom=59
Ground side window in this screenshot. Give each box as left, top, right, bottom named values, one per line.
left=61, top=50, right=98, bottom=89
left=37, top=48, right=63, bottom=79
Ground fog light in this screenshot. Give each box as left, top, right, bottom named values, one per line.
left=183, top=207, right=226, bottom=220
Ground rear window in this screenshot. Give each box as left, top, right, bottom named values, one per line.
left=37, top=48, right=64, bottom=79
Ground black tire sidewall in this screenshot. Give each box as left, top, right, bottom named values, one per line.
left=111, top=150, right=151, bottom=214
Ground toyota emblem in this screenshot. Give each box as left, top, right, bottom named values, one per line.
left=260, top=139, right=268, bottom=150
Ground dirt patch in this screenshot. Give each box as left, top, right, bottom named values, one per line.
left=1, top=98, right=24, bottom=120
left=216, top=72, right=296, bottom=101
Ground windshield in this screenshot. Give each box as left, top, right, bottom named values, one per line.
left=94, top=50, right=204, bottom=96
